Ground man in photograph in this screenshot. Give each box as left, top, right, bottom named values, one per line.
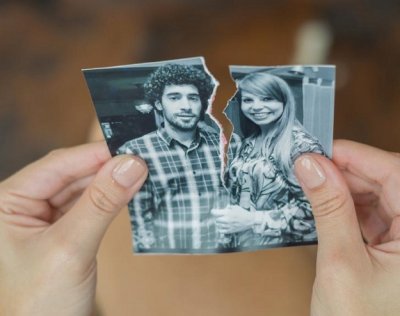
left=118, top=63, right=232, bottom=252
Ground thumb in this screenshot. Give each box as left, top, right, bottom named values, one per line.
left=53, top=155, right=147, bottom=262
left=294, top=154, right=365, bottom=260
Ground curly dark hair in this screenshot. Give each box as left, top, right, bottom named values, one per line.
left=144, top=63, right=214, bottom=113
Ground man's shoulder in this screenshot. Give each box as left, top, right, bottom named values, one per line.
left=117, top=130, right=160, bottom=154
left=198, top=126, right=223, bottom=145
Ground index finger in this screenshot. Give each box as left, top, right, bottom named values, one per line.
left=333, top=139, right=400, bottom=215
left=333, top=140, right=400, bottom=182
left=2, top=142, right=111, bottom=200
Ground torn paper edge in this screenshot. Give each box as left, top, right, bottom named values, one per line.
left=83, top=56, right=227, bottom=184
left=198, top=57, right=228, bottom=184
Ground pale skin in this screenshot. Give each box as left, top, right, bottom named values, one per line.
left=296, top=140, right=400, bottom=316
left=0, top=142, right=148, bottom=316
left=0, top=140, right=400, bottom=315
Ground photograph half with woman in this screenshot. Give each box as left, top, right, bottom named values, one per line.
left=217, top=66, right=335, bottom=250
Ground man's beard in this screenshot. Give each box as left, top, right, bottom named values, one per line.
left=165, top=114, right=200, bottom=131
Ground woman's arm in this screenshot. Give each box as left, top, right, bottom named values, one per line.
left=0, top=143, right=148, bottom=316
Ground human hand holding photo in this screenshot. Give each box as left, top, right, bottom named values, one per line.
left=0, top=142, right=147, bottom=316
left=295, top=140, right=400, bottom=316
left=2, top=139, right=399, bottom=316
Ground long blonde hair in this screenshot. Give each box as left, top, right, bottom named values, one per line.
left=237, top=72, right=298, bottom=182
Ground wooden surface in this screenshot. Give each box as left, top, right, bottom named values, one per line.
left=1, top=1, right=399, bottom=315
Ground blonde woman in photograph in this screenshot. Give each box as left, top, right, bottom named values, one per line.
left=214, top=72, right=326, bottom=248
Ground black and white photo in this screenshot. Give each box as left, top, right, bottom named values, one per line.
left=84, top=60, right=335, bottom=254
left=217, top=65, right=335, bottom=250
left=84, top=57, right=238, bottom=254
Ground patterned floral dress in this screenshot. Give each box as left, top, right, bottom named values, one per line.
left=228, top=125, right=326, bottom=247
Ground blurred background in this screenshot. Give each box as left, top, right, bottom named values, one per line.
left=1, top=0, right=399, bottom=179
left=1, top=1, right=399, bottom=315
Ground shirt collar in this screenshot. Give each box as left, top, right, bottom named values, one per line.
left=157, top=124, right=204, bottom=148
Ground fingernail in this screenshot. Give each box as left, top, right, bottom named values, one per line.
left=112, top=157, right=147, bottom=188
left=295, top=156, right=326, bottom=189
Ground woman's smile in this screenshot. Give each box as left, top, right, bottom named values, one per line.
left=250, top=112, right=272, bottom=120
left=241, top=91, right=284, bottom=127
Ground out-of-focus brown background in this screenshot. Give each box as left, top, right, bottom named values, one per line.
left=1, top=0, right=400, bottom=180
left=1, top=1, right=399, bottom=315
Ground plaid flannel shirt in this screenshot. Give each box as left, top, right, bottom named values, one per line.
left=118, top=125, right=239, bottom=252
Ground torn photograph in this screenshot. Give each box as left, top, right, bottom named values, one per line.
left=83, top=57, right=239, bottom=254
left=221, top=65, right=335, bottom=251
left=83, top=61, right=335, bottom=254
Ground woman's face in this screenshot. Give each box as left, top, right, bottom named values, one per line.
left=240, top=91, right=284, bottom=127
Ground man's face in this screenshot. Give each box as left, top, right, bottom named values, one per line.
left=156, top=84, right=202, bottom=131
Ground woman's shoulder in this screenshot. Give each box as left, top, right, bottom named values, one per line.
left=290, top=124, right=326, bottom=160
left=291, top=124, right=314, bottom=140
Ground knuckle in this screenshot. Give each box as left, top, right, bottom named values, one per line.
left=88, top=183, right=121, bottom=215
left=313, top=189, right=348, bottom=219
left=48, top=247, right=88, bottom=277
left=46, top=148, right=68, bottom=160
left=316, top=254, right=359, bottom=287
left=46, top=235, right=81, bottom=271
